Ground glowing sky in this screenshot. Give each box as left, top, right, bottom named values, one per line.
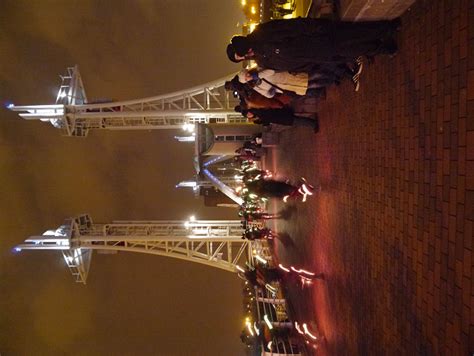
left=0, top=1, right=247, bottom=354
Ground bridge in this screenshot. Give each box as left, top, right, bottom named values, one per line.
left=16, top=214, right=270, bottom=284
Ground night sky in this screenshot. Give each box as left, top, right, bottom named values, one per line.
left=0, top=1, right=247, bottom=354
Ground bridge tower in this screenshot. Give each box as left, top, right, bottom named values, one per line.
left=8, top=66, right=255, bottom=205
left=8, top=66, right=245, bottom=137
left=15, top=214, right=269, bottom=284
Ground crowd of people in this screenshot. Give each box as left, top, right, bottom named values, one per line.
left=229, top=16, right=401, bottom=353
left=225, top=16, right=400, bottom=133
left=238, top=260, right=324, bottom=352
left=235, top=158, right=316, bottom=241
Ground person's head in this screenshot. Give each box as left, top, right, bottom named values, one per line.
left=233, top=76, right=249, bottom=93
left=226, top=44, right=246, bottom=63
left=238, top=70, right=254, bottom=84
left=231, top=36, right=252, bottom=57
left=224, top=80, right=233, bottom=91
left=226, top=75, right=242, bottom=91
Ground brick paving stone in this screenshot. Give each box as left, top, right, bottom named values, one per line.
left=265, top=0, right=474, bottom=354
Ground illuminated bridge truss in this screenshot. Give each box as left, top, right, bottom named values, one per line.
left=9, top=66, right=244, bottom=137
left=16, top=215, right=270, bottom=284
left=8, top=66, right=251, bottom=204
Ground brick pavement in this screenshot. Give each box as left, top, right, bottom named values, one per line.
left=267, top=0, right=474, bottom=354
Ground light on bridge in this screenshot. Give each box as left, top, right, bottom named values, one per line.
left=263, top=315, right=273, bottom=329
left=254, top=254, right=267, bottom=264
left=253, top=322, right=260, bottom=335
left=181, top=123, right=195, bottom=132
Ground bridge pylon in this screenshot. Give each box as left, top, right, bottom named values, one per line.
left=15, top=215, right=269, bottom=284
left=8, top=66, right=245, bottom=137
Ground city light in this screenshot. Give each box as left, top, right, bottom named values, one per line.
left=278, top=264, right=290, bottom=272
left=43, top=226, right=68, bottom=237
left=246, top=322, right=254, bottom=336
left=303, top=323, right=318, bottom=340
left=294, top=321, right=304, bottom=334
left=301, top=276, right=313, bottom=285
left=265, top=283, right=277, bottom=293
left=27, top=108, right=63, bottom=115
left=184, top=215, right=196, bottom=229
left=187, top=235, right=212, bottom=239
left=253, top=322, right=260, bottom=335
left=254, top=254, right=267, bottom=264
left=263, top=314, right=273, bottom=329
left=290, top=266, right=315, bottom=276
left=13, top=247, right=21, bottom=252
left=299, top=188, right=309, bottom=202
left=251, top=6, right=256, bottom=14
left=241, top=0, right=246, bottom=5
left=181, top=123, right=195, bottom=132
left=245, top=318, right=254, bottom=336
left=236, top=265, right=245, bottom=273
left=301, top=183, right=313, bottom=195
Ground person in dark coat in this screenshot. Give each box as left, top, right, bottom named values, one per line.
left=226, top=17, right=400, bottom=71
left=235, top=106, right=319, bottom=133
left=242, top=226, right=275, bottom=240
left=245, top=179, right=299, bottom=199
left=245, top=176, right=316, bottom=203
left=239, top=209, right=281, bottom=221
